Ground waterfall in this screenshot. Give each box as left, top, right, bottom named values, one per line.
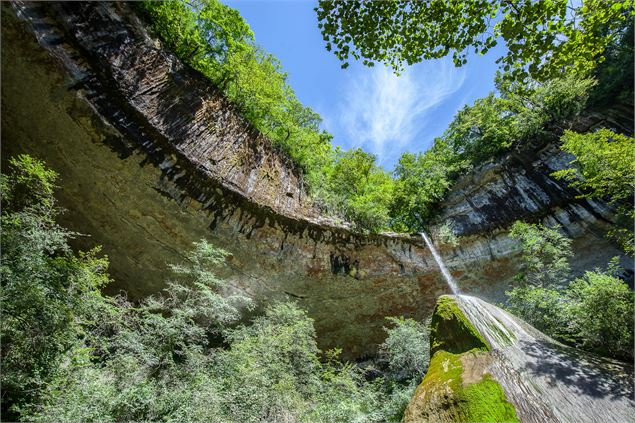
left=420, top=232, right=460, bottom=295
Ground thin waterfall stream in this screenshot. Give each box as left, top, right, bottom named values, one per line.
left=420, top=232, right=460, bottom=295
left=419, top=231, right=635, bottom=422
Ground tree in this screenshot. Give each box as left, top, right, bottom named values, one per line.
left=506, top=285, right=569, bottom=338
left=589, top=19, right=634, bottom=107
left=379, top=317, right=430, bottom=383
left=508, top=221, right=573, bottom=287
left=0, top=156, right=111, bottom=419
left=389, top=141, right=463, bottom=232
left=505, top=219, right=634, bottom=361
left=553, top=129, right=635, bottom=201
left=213, top=302, right=322, bottom=422
left=324, top=148, right=394, bottom=231
left=552, top=129, right=635, bottom=254
left=443, top=74, right=594, bottom=164
left=316, top=0, right=635, bottom=83
left=566, top=270, right=634, bottom=360
left=444, top=94, right=517, bottom=162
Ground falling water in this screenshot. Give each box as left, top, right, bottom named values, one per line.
left=456, top=295, right=635, bottom=423
left=420, top=232, right=461, bottom=295
left=417, top=233, right=635, bottom=422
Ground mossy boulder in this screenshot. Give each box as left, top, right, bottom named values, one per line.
left=404, top=296, right=519, bottom=423
left=404, top=350, right=519, bottom=423
left=430, top=295, right=490, bottom=355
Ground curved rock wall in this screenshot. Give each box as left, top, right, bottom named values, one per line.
left=2, top=1, right=630, bottom=358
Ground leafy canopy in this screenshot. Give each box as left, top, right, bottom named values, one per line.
left=0, top=155, right=110, bottom=419
left=509, top=221, right=573, bottom=287
left=553, top=129, right=635, bottom=254
left=316, top=0, right=635, bottom=83
left=553, top=129, right=635, bottom=201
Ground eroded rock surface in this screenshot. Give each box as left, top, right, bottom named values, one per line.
left=405, top=296, right=519, bottom=423
left=463, top=295, right=634, bottom=423
left=2, top=1, right=631, bottom=358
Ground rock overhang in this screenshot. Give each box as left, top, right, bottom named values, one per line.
left=2, top=1, right=630, bottom=359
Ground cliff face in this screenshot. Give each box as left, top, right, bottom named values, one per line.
left=434, top=138, right=632, bottom=279
left=2, top=2, right=630, bottom=358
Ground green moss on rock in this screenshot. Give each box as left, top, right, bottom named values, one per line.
left=405, top=350, right=519, bottom=423
left=462, top=374, right=519, bottom=422
left=430, top=295, right=490, bottom=355
left=404, top=296, right=519, bottom=422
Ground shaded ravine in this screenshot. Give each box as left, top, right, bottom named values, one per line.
left=457, top=295, right=635, bottom=423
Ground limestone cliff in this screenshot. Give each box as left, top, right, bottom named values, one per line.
left=2, top=1, right=631, bottom=358
left=404, top=296, right=634, bottom=423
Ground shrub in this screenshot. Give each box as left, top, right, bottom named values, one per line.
left=505, top=285, right=569, bottom=339
left=509, top=221, right=572, bottom=287
left=566, top=271, right=634, bottom=360
left=0, top=156, right=112, bottom=420
left=506, top=219, right=633, bottom=361
left=379, top=317, right=430, bottom=383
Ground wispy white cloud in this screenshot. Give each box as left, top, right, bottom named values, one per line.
left=336, top=59, right=465, bottom=167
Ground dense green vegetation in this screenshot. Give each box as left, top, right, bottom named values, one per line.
left=0, top=155, right=429, bottom=422
left=506, top=221, right=634, bottom=361
left=134, top=0, right=633, bottom=236
left=553, top=129, right=635, bottom=254
left=379, top=317, right=430, bottom=383
left=2, top=1, right=633, bottom=420
left=316, top=0, right=634, bottom=84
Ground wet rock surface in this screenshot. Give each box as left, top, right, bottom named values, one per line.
left=2, top=1, right=631, bottom=358
left=406, top=295, right=634, bottom=423
left=457, top=295, right=635, bottom=423
left=405, top=296, right=519, bottom=423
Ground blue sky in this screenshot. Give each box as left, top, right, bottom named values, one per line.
left=226, top=0, right=505, bottom=170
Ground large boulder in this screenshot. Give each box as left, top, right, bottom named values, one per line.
left=405, top=296, right=518, bottom=423
left=405, top=295, right=634, bottom=423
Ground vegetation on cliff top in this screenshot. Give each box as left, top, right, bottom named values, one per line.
left=136, top=0, right=633, bottom=237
